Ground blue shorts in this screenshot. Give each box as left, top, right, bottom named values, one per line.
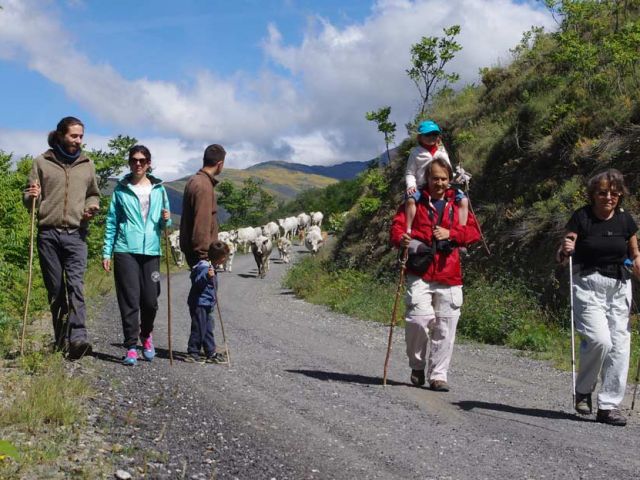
left=405, top=190, right=422, bottom=202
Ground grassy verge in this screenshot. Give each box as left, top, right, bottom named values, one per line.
left=284, top=250, right=403, bottom=324
left=284, top=253, right=640, bottom=383
left=0, top=261, right=115, bottom=478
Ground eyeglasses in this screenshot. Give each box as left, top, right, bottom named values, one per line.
left=130, top=157, right=149, bottom=165
left=596, top=190, right=621, bottom=198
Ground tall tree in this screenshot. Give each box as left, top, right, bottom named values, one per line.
left=407, top=25, right=462, bottom=119
left=87, top=135, right=137, bottom=191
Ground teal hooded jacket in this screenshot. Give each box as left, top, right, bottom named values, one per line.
left=102, top=174, right=172, bottom=258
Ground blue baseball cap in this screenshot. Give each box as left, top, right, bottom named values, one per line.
left=418, top=120, right=441, bottom=135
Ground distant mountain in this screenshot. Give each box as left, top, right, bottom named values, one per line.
left=245, top=160, right=373, bottom=180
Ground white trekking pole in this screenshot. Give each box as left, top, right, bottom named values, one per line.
left=565, top=234, right=577, bottom=409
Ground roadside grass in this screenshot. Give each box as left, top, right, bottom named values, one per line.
left=0, top=261, right=115, bottom=478
left=0, top=353, right=90, bottom=428
left=284, top=250, right=403, bottom=324
left=284, top=252, right=640, bottom=385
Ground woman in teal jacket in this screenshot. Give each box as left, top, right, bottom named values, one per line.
left=102, top=145, right=171, bottom=366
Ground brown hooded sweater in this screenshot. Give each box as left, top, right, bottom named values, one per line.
left=23, top=149, right=100, bottom=229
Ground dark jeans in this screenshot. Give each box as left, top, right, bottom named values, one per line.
left=187, top=305, right=216, bottom=356
left=113, top=253, right=161, bottom=349
left=37, top=228, right=88, bottom=344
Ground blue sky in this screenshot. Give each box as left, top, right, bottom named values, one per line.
left=0, top=0, right=554, bottom=180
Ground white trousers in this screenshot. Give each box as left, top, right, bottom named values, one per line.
left=404, top=275, right=463, bottom=381
left=573, top=271, right=631, bottom=410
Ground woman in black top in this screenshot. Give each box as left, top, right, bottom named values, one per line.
left=558, top=169, right=640, bottom=426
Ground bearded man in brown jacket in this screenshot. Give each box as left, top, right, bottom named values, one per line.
left=23, top=116, right=100, bottom=359
left=179, top=144, right=226, bottom=362
left=179, top=144, right=226, bottom=268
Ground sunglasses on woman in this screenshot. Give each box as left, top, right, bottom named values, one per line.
left=596, top=190, right=621, bottom=198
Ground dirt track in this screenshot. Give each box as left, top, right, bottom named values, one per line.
left=87, top=246, right=640, bottom=479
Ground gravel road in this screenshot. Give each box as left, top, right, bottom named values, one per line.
left=87, top=246, right=640, bottom=480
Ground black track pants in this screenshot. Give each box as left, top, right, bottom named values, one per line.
left=113, top=253, right=161, bottom=349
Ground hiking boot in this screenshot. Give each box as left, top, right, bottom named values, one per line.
left=596, top=409, right=627, bottom=427
left=429, top=380, right=450, bottom=392
left=122, top=348, right=138, bottom=366
left=141, top=335, right=155, bottom=361
left=205, top=352, right=227, bottom=364
left=68, top=340, right=92, bottom=360
left=410, top=369, right=425, bottom=386
left=184, top=353, right=202, bottom=364
left=575, top=392, right=592, bottom=415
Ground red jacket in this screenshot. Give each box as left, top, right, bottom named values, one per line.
left=390, top=188, right=481, bottom=286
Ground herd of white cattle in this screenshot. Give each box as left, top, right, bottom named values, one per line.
left=167, top=211, right=326, bottom=279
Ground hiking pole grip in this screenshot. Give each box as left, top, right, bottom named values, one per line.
left=20, top=195, right=37, bottom=356
left=383, top=247, right=408, bottom=386
left=164, top=228, right=173, bottom=366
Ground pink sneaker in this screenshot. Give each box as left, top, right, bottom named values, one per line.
left=142, top=335, right=155, bottom=361
left=122, top=348, right=138, bottom=366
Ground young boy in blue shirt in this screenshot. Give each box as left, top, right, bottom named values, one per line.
left=185, top=241, right=229, bottom=363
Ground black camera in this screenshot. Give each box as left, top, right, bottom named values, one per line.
left=435, top=239, right=454, bottom=254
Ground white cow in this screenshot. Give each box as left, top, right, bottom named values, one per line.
left=279, top=216, right=298, bottom=240
left=277, top=237, right=292, bottom=264
left=262, top=221, right=280, bottom=240
left=218, top=230, right=238, bottom=243
left=251, top=235, right=273, bottom=279
left=297, top=212, right=311, bottom=231
left=216, top=239, right=236, bottom=272
left=167, top=230, right=184, bottom=267
left=304, top=228, right=324, bottom=254
left=310, top=211, right=324, bottom=227
left=253, top=226, right=263, bottom=239
left=236, top=226, right=258, bottom=253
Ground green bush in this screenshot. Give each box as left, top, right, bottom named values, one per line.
left=357, top=196, right=382, bottom=217
left=460, top=276, right=550, bottom=347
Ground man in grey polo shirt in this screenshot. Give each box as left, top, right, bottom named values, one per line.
left=23, top=116, right=100, bottom=359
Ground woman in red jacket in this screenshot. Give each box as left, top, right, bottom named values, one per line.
left=390, top=157, right=481, bottom=391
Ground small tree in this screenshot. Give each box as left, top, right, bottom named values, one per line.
left=365, top=106, right=396, bottom=166
left=218, top=177, right=275, bottom=228
left=406, top=25, right=462, bottom=119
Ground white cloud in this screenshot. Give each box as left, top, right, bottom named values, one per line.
left=0, top=0, right=555, bottom=176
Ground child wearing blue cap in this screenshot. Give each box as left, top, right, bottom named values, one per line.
left=405, top=120, right=469, bottom=236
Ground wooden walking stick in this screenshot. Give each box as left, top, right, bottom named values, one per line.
left=215, top=293, right=231, bottom=367
left=163, top=228, right=174, bottom=366
left=383, top=247, right=408, bottom=386
left=20, top=186, right=38, bottom=356
left=209, top=261, right=231, bottom=367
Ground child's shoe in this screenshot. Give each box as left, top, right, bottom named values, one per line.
left=184, top=353, right=202, bottom=363
left=142, top=335, right=155, bottom=361
left=122, top=348, right=138, bottom=366
left=205, top=352, right=226, bottom=364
